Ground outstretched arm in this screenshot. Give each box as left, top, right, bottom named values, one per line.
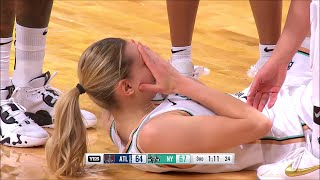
left=247, top=0, right=310, bottom=111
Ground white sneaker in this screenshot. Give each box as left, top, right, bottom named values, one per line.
left=151, top=60, right=210, bottom=103
left=11, top=71, right=97, bottom=129
left=169, top=59, right=210, bottom=78
left=193, top=65, right=211, bottom=79
left=0, top=99, right=49, bottom=147
left=257, top=147, right=320, bottom=180
left=0, top=84, right=15, bottom=100
left=170, top=59, right=195, bottom=77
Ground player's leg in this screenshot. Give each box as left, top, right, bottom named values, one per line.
left=247, top=0, right=282, bottom=78
left=11, top=0, right=96, bottom=129
left=12, top=0, right=53, bottom=87
left=167, top=0, right=199, bottom=77
left=0, top=0, right=49, bottom=147
left=0, top=0, right=15, bottom=100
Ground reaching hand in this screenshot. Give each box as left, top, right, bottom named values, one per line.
left=247, top=60, right=288, bottom=111
left=137, top=43, right=185, bottom=94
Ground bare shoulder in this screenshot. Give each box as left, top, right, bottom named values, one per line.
left=137, top=110, right=195, bottom=169
left=137, top=110, right=192, bottom=153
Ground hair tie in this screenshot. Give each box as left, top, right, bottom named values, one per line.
left=76, top=83, right=86, bottom=95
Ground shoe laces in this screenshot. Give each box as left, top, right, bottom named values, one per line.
left=278, top=147, right=308, bottom=171
left=193, top=66, right=210, bottom=79
left=1, top=99, right=34, bottom=126
left=27, top=72, right=62, bottom=98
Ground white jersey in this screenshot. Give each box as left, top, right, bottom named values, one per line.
left=110, top=52, right=312, bottom=173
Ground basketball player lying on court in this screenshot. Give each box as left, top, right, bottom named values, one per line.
left=46, top=38, right=317, bottom=177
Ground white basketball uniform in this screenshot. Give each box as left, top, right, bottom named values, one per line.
left=310, top=0, right=319, bottom=108
left=110, top=52, right=313, bottom=173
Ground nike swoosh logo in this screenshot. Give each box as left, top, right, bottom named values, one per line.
left=285, top=163, right=320, bottom=177
left=0, top=40, right=12, bottom=46
left=264, top=47, right=274, bottom=52
left=315, top=111, right=320, bottom=118
left=43, top=30, right=48, bottom=35
left=171, top=49, right=187, bottom=54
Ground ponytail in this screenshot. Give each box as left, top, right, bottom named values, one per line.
left=46, top=88, right=87, bottom=176
left=45, top=37, right=129, bottom=176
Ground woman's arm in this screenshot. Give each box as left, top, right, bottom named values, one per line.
left=268, top=0, right=310, bottom=67
left=247, top=0, right=310, bottom=110
left=176, top=76, right=268, bottom=122
left=137, top=43, right=272, bottom=153
left=138, top=111, right=271, bottom=153
left=138, top=43, right=270, bottom=127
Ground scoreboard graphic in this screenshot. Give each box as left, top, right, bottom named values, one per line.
left=85, top=153, right=235, bottom=165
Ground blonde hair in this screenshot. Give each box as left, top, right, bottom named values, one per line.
left=46, top=38, right=131, bottom=176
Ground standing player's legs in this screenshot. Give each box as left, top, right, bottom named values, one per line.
left=0, top=0, right=49, bottom=147
left=166, top=0, right=199, bottom=77
left=11, top=0, right=96, bottom=128
left=0, top=0, right=15, bottom=99
left=10, top=0, right=56, bottom=126
left=12, top=0, right=53, bottom=87
left=248, top=0, right=282, bottom=78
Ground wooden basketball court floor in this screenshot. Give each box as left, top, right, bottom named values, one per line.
left=1, top=0, right=292, bottom=179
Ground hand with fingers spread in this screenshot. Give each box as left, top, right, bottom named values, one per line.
left=247, top=60, right=288, bottom=111
left=137, top=43, right=186, bottom=95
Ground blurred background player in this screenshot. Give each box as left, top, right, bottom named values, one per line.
left=166, top=0, right=309, bottom=78
left=0, top=0, right=96, bottom=148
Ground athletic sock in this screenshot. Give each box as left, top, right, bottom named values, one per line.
left=0, top=37, right=13, bottom=100
left=12, top=23, right=47, bottom=87
left=247, top=44, right=276, bottom=78
left=312, top=106, right=320, bottom=158
left=170, top=46, right=194, bottom=76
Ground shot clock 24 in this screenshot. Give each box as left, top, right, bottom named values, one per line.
left=191, top=153, right=235, bottom=164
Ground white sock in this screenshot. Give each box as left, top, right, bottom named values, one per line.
left=171, top=46, right=192, bottom=61
left=247, top=44, right=276, bottom=78
left=0, top=37, right=13, bottom=100
left=312, top=106, right=320, bottom=158
left=12, top=23, right=47, bottom=87
left=258, top=44, right=276, bottom=56
left=171, top=46, right=194, bottom=76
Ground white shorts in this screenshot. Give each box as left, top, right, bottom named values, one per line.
left=234, top=51, right=314, bottom=163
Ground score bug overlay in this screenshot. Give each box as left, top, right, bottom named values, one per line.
left=85, top=153, right=235, bottom=165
